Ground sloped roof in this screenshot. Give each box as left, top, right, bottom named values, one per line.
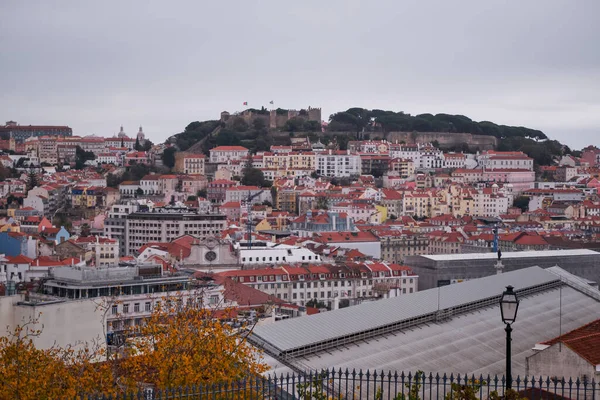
left=543, top=319, right=600, bottom=366
left=251, top=267, right=560, bottom=355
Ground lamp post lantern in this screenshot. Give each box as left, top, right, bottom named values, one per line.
left=500, top=285, right=519, bottom=390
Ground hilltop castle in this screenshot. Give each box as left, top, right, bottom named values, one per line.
left=220, top=107, right=321, bottom=129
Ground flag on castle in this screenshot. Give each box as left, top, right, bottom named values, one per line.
left=243, top=101, right=248, bottom=105
left=269, top=100, right=274, bottom=104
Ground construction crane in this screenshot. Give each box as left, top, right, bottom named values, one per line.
left=244, top=190, right=264, bottom=249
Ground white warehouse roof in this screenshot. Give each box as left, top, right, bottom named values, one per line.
left=251, top=267, right=560, bottom=355
left=420, top=249, right=599, bottom=262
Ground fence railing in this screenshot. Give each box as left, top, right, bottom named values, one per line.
left=89, top=369, right=599, bottom=400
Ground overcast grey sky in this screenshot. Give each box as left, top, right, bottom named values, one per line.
left=1, top=0, right=598, bottom=148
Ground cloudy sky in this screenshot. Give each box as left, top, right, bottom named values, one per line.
left=1, top=0, right=598, bottom=148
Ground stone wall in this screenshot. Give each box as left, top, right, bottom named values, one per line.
left=381, top=131, right=497, bottom=150
left=223, top=108, right=321, bottom=130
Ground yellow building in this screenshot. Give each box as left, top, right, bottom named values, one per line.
left=174, top=153, right=206, bottom=175
left=263, top=153, right=289, bottom=170
left=70, top=186, right=99, bottom=208
left=289, top=152, right=316, bottom=170
left=0, top=222, right=20, bottom=232
left=254, top=218, right=272, bottom=232
left=389, top=158, right=415, bottom=178
left=372, top=204, right=388, bottom=224
left=275, top=188, right=298, bottom=214
left=402, top=192, right=435, bottom=218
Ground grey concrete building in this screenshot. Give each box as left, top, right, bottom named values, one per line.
left=125, top=206, right=227, bottom=255
left=404, top=249, right=600, bottom=290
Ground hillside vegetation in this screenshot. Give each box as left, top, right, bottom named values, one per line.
left=327, top=108, right=547, bottom=140
left=168, top=107, right=572, bottom=166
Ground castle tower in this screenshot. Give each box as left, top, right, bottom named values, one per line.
left=118, top=126, right=127, bottom=138
left=308, top=107, right=322, bottom=123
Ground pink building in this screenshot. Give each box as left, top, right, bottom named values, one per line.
left=482, top=168, right=535, bottom=192
left=581, top=146, right=600, bottom=167
left=219, top=201, right=241, bottom=221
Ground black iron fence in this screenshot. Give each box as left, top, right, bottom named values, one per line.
left=89, top=369, right=599, bottom=400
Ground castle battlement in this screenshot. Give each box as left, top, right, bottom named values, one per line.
left=221, top=106, right=322, bottom=130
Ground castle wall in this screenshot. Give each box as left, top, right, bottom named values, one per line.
left=308, top=108, right=322, bottom=122
left=381, top=131, right=497, bottom=150
left=275, top=115, right=289, bottom=129
left=222, top=107, right=322, bottom=130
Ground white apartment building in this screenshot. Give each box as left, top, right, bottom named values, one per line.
left=124, top=206, right=227, bottom=255
left=96, top=153, right=120, bottom=165
left=236, top=242, right=323, bottom=266
left=219, top=262, right=418, bottom=308
left=419, top=145, right=444, bottom=169
left=209, top=146, right=250, bottom=163
left=104, top=200, right=144, bottom=256
left=389, top=143, right=443, bottom=169
left=105, top=135, right=136, bottom=150
left=478, top=151, right=534, bottom=171
left=38, top=136, right=59, bottom=164
left=80, top=136, right=106, bottom=154
left=71, top=236, right=120, bottom=266
left=225, top=186, right=271, bottom=204
left=139, top=175, right=161, bottom=195
left=443, top=153, right=468, bottom=169
left=316, top=150, right=361, bottom=177
left=42, top=265, right=227, bottom=335
left=119, top=181, right=141, bottom=198
left=473, top=185, right=511, bottom=217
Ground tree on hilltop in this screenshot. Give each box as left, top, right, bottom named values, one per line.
left=241, top=165, right=267, bottom=187
left=162, top=147, right=177, bottom=169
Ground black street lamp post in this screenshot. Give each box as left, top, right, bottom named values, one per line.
left=500, top=285, right=520, bottom=390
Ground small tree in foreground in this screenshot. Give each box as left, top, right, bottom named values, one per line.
left=117, top=299, right=268, bottom=390
left=0, top=293, right=268, bottom=398
left=0, top=315, right=115, bottom=399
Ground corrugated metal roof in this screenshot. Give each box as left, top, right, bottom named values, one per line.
left=288, top=286, right=600, bottom=377
left=419, top=249, right=599, bottom=261
left=252, top=267, right=558, bottom=353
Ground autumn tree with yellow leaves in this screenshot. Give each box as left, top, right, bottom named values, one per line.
left=0, top=315, right=115, bottom=399
left=116, top=298, right=268, bottom=391
left=0, top=293, right=268, bottom=399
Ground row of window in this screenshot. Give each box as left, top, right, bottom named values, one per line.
left=245, top=277, right=414, bottom=289
left=110, top=295, right=221, bottom=316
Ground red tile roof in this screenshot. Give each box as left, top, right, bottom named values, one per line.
left=211, top=146, right=249, bottom=151
left=315, top=231, right=378, bottom=243
left=543, top=319, right=600, bottom=366
left=5, top=255, right=34, bottom=264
